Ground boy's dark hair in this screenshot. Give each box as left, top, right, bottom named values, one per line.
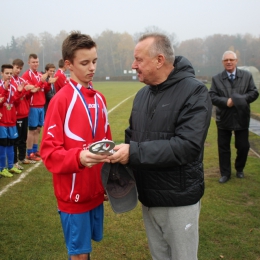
left=1, top=64, right=13, bottom=72
left=28, top=53, right=38, bottom=60
left=62, top=31, right=96, bottom=63
left=58, top=59, right=65, bottom=68
left=12, top=59, right=24, bottom=67
left=45, top=63, right=56, bottom=71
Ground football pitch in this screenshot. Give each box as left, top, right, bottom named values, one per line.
left=0, top=81, right=260, bottom=260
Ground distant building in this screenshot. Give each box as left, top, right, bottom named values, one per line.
left=238, top=66, right=260, bottom=89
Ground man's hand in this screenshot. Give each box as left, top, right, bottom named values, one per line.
left=227, top=98, right=234, bottom=107
left=108, top=143, right=130, bottom=164
left=79, top=149, right=110, bottom=168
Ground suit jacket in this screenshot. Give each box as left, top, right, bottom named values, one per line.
left=209, top=68, right=259, bottom=130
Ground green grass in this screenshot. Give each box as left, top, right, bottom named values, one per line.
left=0, top=82, right=260, bottom=260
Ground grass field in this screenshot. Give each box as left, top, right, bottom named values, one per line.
left=0, top=81, right=260, bottom=260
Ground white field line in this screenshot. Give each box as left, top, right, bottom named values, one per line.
left=0, top=93, right=136, bottom=197
left=0, top=162, right=41, bottom=197
left=107, top=94, right=136, bottom=114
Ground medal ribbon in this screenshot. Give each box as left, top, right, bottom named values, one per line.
left=29, top=69, right=40, bottom=82
left=69, top=81, right=98, bottom=139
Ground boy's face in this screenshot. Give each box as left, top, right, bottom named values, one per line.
left=1, top=68, right=13, bottom=81
left=66, top=47, right=97, bottom=87
left=13, top=65, right=23, bottom=77
left=28, top=57, right=39, bottom=71
left=46, top=68, right=55, bottom=77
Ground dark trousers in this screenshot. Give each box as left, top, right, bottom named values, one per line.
left=14, top=117, right=28, bottom=163
left=217, top=128, right=249, bottom=177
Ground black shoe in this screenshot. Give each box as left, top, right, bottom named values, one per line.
left=219, top=176, right=230, bottom=183
left=236, top=172, right=244, bottom=178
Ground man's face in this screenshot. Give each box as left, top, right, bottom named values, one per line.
left=28, top=57, right=39, bottom=71
left=66, top=48, right=97, bottom=87
left=222, top=53, right=237, bottom=73
left=1, top=68, right=13, bottom=81
left=13, top=65, right=23, bottom=77
left=46, top=68, right=55, bottom=77
left=132, top=38, right=158, bottom=85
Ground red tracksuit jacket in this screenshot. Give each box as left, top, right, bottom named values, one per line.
left=22, top=69, right=51, bottom=108
left=41, top=80, right=112, bottom=213
left=0, top=80, right=21, bottom=127
left=10, top=76, right=32, bottom=119
left=54, top=69, right=67, bottom=93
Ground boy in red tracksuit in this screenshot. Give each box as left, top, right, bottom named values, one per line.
left=54, top=59, right=67, bottom=93
left=41, top=31, right=112, bottom=260
left=0, top=64, right=24, bottom=177
left=11, top=59, right=36, bottom=169
left=22, top=54, right=52, bottom=161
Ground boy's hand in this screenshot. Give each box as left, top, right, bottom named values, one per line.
left=40, top=73, right=48, bottom=82
left=24, top=84, right=35, bottom=91
left=4, top=80, right=9, bottom=89
left=31, top=87, right=40, bottom=93
left=79, top=150, right=110, bottom=168
left=17, top=82, right=26, bottom=92
left=49, top=77, right=58, bottom=84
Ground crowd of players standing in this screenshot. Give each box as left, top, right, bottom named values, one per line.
left=0, top=54, right=67, bottom=178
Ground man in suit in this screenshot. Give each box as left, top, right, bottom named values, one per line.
left=209, top=50, right=259, bottom=183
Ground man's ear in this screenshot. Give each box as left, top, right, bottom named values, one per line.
left=156, top=54, right=165, bottom=69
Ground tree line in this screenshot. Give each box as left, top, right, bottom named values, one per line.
left=0, top=27, right=259, bottom=80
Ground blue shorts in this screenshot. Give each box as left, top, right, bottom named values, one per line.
left=0, top=126, right=18, bottom=139
left=59, top=203, right=104, bottom=256
left=28, top=107, right=44, bottom=128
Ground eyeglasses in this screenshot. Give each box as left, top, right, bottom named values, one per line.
left=223, top=59, right=236, bottom=62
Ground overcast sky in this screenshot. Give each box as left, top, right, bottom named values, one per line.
left=0, top=0, right=259, bottom=47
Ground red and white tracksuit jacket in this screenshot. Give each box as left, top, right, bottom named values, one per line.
left=22, top=69, right=51, bottom=108
left=10, top=76, right=32, bottom=119
left=54, top=69, right=67, bottom=93
left=41, top=80, right=112, bottom=214
left=0, top=80, right=21, bottom=127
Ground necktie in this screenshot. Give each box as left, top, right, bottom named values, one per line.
left=230, top=74, right=234, bottom=82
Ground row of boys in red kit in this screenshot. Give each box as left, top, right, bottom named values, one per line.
left=0, top=55, right=67, bottom=177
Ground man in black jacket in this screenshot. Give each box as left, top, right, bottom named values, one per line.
left=108, top=33, right=212, bottom=260
left=44, top=63, right=58, bottom=117
left=209, top=51, right=258, bottom=184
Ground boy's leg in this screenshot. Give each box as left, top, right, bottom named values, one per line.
left=0, top=145, right=7, bottom=171
left=33, top=108, right=44, bottom=157
left=6, top=129, right=22, bottom=174
left=18, top=117, right=28, bottom=162
left=27, top=108, right=36, bottom=154
left=27, top=108, right=41, bottom=161
left=59, top=204, right=103, bottom=259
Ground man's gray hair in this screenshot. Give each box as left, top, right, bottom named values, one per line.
left=222, top=50, right=237, bottom=60
left=139, top=33, right=175, bottom=64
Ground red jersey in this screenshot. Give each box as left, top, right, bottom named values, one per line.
left=10, top=76, right=32, bottom=119
left=0, top=80, right=21, bottom=127
left=22, top=69, right=51, bottom=108
left=54, top=69, right=67, bottom=92
left=41, top=79, right=112, bottom=214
